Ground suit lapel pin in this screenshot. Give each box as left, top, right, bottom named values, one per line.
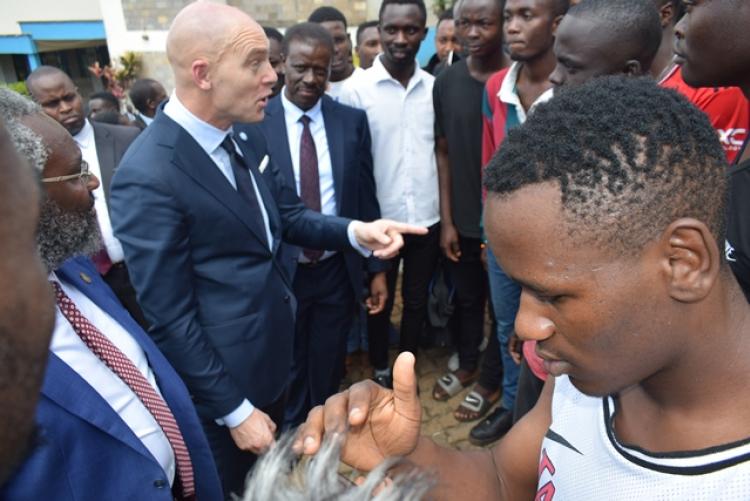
left=239, top=131, right=248, bottom=141
left=259, top=154, right=269, bottom=174
left=79, top=272, right=92, bottom=284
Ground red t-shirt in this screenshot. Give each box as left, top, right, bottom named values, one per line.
left=660, top=66, right=749, bottom=163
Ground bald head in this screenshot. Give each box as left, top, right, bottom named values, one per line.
left=25, top=66, right=85, bottom=136
left=165, top=1, right=277, bottom=128
left=167, top=2, right=267, bottom=87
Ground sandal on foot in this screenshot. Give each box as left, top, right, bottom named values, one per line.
left=454, top=389, right=500, bottom=422
left=432, top=371, right=475, bottom=401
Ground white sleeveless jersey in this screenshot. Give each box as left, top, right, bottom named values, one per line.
left=536, top=376, right=750, bottom=500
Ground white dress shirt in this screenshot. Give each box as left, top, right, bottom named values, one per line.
left=49, top=272, right=176, bottom=485
left=73, top=120, right=126, bottom=263
left=280, top=91, right=338, bottom=262
left=340, top=56, right=440, bottom=227
left=326, top=66, right=364, bottom=101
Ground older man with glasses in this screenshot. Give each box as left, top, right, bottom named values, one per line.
left=25, top=65, right=147, bottom=329
left=0, top=87, right=222, bottom=501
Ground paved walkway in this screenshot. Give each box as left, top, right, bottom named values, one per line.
left=343, top=344, right=490, bottom=452
left=341, top=273, right=497, bottom=452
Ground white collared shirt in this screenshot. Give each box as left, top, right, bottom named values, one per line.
left=280, top=91, right=338, bottom=262
left=498, top=62, right=555, bottom=123
left=163, top=92, right=274, bottom=250
left=140, top=113, right=154, bottom=126
left=327, top=66, right=365, bottom=101
left=49, top=272, right=175, bottom=485
left=73, top=120, right=125, bottom=263
left=340, top=56, right=439, bottom=227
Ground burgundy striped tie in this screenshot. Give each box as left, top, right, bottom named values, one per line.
left=299, top=115, right=324, bottom=262
left=50, top=281, right=196, bottom=499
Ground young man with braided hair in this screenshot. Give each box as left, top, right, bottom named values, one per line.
left=297, top=76, right=750, bottom=499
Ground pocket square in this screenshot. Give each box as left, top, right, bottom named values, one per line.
left=259, top=155, right=269, bottom=174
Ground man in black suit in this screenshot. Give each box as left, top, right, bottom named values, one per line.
left=26, top=67, right=147, bottom=329
left=129, top=78, right=168, bottom=129
left=108, top=3, right=425, bottom=497
left=240, top=23, right=388, bottom=429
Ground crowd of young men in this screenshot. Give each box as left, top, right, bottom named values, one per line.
left=2, top=0, right=750, bottom=499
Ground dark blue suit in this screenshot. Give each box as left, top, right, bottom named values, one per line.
left=0, top=256, right=221, bottom=500
left=238, top=94, right=385, bottom=427
left=109, top=109, right=353, bottom=495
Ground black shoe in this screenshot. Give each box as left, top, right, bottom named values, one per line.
left=469, top=406, right=513, bottom=446
left=372, top=373, right=393, bottom=389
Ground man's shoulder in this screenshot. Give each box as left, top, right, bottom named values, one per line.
left=115, top=115, right=182, bottom=175
left=486, top=67, right=512, bottom=94
left=434, top=58, right=469, bottom=85
left=322, top=94, right=367, bottom=122
left=91, top=121, right=141, bottom=143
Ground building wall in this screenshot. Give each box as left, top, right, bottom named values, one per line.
left=100, top=0, right=439, bottom=91
left=0, top=56, right=17, bottom=83
left=0, top=0, right=102, bottom=35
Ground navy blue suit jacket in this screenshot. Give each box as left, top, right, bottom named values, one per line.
left=109, top=109, right=352, bottom=417
left=0, top=256, right=221, bottom=500
left=238, top=94, right=386, bottom=299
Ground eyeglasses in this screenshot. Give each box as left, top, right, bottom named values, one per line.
left=41, top=159, right=92, bottom=184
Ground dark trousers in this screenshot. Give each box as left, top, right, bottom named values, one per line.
left=368, top=223, right=440, bottom=370
left=102, top=263, right=149, bottom=330
left=284, top=254, right=355, bottom=428
left=512, top=358, right=545, bottom=423
left=446, top=236, right=487, bottom=373
left=202, top=393, right=286, bottom=500
left=477, top=324, right=503, bottom=390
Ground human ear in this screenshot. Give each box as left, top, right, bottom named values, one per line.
left=660, top=218, right=720, bottom=303
left=659, top=2, right=675, bottom=28
left=551, top=14, right=564, bottom=35
left=623, top=60, right=643, bottom=77
left=191, top=59, right=211, bottom=90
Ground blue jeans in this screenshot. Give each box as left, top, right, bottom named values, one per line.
left=486, top=246, right=521, bottom=410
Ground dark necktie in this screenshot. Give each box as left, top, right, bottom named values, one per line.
left=220, top=135, right=268, bottom=248
left=50, top=281, right=195, bottom=500
left=299, top=115, right=323, bottom=262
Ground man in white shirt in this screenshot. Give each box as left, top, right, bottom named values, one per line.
left=340, top=0, right=441, bottom=387
left=0, top=88, right=221, bottom=500
left=26, top=66, right=148, bottom=329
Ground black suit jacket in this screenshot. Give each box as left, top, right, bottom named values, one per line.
left=110, top=109, right=353, bottom=416
left=239, top=94, right=387, bottom=300
left=89, top=121, right=140, bottom=202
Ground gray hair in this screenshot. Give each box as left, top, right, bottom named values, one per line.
left=241, top=433, right=434, bottom=501
left=0, top=88, right=46, bottom=175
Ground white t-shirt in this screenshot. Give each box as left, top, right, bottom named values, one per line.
left=538, top=376, right=750, bottom=499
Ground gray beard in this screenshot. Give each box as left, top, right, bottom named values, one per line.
left=37, top=197, right=103, bottom=272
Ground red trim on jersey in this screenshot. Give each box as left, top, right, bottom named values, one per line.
left=660, top=66, right=750, bottom=163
